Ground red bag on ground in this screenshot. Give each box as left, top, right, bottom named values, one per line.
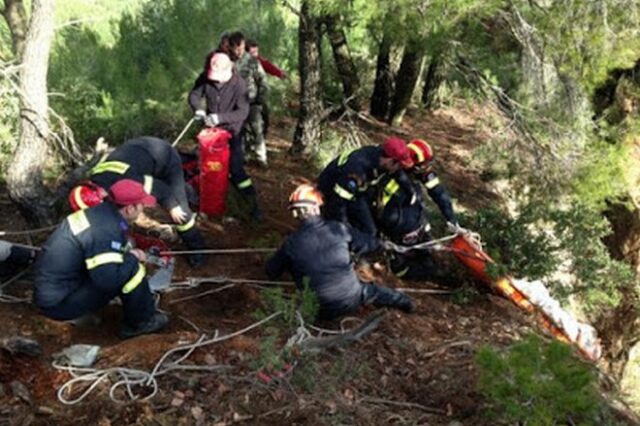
left=197, top=128, right=232, bottom=216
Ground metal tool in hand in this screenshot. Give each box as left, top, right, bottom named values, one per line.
left=171, top=117, right=196, bottom=147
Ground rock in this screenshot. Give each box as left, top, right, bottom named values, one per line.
left=191, top=406, right=204, bottom=420
left=36, top=406, right=54, bottom=416
left=1, top=336, right=42, bottom=357
left=10, top=381, right=32, bottom=405
left=53, top=344, right=100, bottom=367
left=170, top=397, right=184, bottom=407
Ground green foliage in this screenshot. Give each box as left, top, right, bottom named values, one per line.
left=254, top=282, right=319, bottom=327
left=476, top=335, right=609, bottom=425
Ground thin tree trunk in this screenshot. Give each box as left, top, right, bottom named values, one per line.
left=421, top=56, right=444, bottom=110
left=292, top=0, right=323, bottom=157
left=370, top=32, right=393, bottom=120
left=388, top=46, right=423, bottom=127
left=6, top=0, right=57, bottom=225
left=1, top=0, right=29, bottom=59
left=325, top=15, right=360, bottom=111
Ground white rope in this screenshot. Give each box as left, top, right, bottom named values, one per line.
left=54, top=311, right=282, bottom=405
left=0, top=225, right=57, bottom=236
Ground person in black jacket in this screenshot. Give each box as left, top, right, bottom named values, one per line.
left=69, top=136, right=206, bottom=268
left=266, top=184, right=414, bottom=320
left=34, top=180, right=168, bottom=339
left=316, top=137, right=416, bottom=236
left=188, top=52, right=262, bottom=220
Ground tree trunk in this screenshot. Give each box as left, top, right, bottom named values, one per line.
left=1, top=0, right=29, bottom=59
left=369, top=32, right=393, bottom=120
left=388, top=46, right=423, bottom=127
left=421, top=55, right=444, bottom=110
left=6, top=0, right=57, bottom=225
left=292, top=0, right=323, bottom=157
left=324, top=15, right=360, bottom=111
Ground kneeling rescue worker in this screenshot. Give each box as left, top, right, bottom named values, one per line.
left=70, top=136, right=205, bottom=268
left=266, top=184, right=415, bottom=320
left=34, top=180, right=169, bottom=339
left=316, top=137, right=416, bottom=236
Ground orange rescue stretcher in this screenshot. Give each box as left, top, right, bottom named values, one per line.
left=446, top=234, right=601, bottom=361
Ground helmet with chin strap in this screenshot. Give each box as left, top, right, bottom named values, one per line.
left=288, top=184, right=323, bottom=219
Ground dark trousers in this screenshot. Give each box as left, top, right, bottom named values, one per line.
left=317, top=281, right=409, bottom=320
left=228, top=133, right=255, bottom=197
left=41, top=278, right=155, bottom=327
left=322, top=195, right=377, bottom=236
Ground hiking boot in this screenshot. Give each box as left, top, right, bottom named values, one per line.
left=119, top=312, right=169, bottom=339
left=66, top=313, right=102, bottom=328
left=187, top=253, right=205, bottom=269
left=395, top=294, right=416, bottom=314
left=250, top=204, right=265, bottom=223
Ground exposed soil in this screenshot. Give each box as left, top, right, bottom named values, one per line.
left=0, top=107, right=615, bottom=425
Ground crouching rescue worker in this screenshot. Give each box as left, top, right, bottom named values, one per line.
left=70, top=136, right=205, bottom=268
left=316, top=136, right=415, bottom=236
left=375, top=138, right=460, bottom=281
left=34, top=180, right=168, bottom=339
left=0, top=240, right=37, bottom=279
left=266, top=184, right=414, bottom=320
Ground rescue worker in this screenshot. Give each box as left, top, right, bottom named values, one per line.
left=34, top=179, right=169, bottom=339
left=189, top=52, right=263, bottom=221
left=316, top=136, right=415, bottom=236
left=230, top=32, right=270, bottom=167
left=0, top=240, right=37, bottom=279
left=266, top=184, right=414, bottom=320
left=375, top=138, right=459, bottom=280
left=69, top=136, right=206, bottom=268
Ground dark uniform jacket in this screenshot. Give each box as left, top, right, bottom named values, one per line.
left=266, top=216, right=380, bottom=313
left=34, top=202, right=145, bottom=309
left=91, top=137, right=183, bottom=211
left=188, top=72, right=250, bottom=136
left=317, top=146, right=413, bottom=235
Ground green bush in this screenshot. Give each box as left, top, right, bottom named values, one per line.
left=476, top=335, right=607, bottom=425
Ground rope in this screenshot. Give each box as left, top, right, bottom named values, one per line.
left=160, top=248, right=277, bottom=256
left=0, top=225, right=57, bottom=236
left=54, top=311, right=282, bottom=405
left=171, top=117, right=195, bottom=147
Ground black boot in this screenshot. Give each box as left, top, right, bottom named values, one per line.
left=180, top=228, right=206, bottom=269
left=119, top=312, right=169, bottom=339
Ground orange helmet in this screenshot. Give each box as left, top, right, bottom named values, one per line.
left=407, top=139, right=433, bottom=165
left=289, top=184, right=323, bottom=211
left=68, top=183, right=107, bottom=212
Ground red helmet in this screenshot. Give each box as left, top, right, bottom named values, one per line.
left=68, top=183, right=107, bottom=211
left=407, top=139, right=433, bottom=165
left=289, top=184, right=323, bottom=210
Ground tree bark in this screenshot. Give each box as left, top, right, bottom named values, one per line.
left=1, top=0, right=29, bottom=59
left=388, top=45, right=423, bottom=127
left=369, top=31, right=393, bottom=120
left=324, top=15, right=360, bottom=111
left=292, top=0, right=323, bottom=157
left=6, top=0, right=57, bottom=225
left=421, top=55, right=444, bottom=110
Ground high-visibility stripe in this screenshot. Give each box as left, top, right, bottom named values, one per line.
left=122, top=263, right=146, bottom=294
left=381, top=179, right=400, bottom=207
left=143, top=175, right=154, bottom=194
left=395, top=267, right=409, bottom=278
left=333, top=184, right=354, bottom=200
left=176, top=214, right=196, bottom=232
left=337, top=149, right=355, bottom=166
left=85, top=252, right=124, bottom=270
left=72, top=186, right=89, bottom=210
left=68, top=210, right=91, bottom=235
left=408, top=144, right=425, bottom=163
left=425, top=177, right=440, bottom=189
left=238, top=178, right=253, bottom=189
left=91, top=161, right=130, bottom=175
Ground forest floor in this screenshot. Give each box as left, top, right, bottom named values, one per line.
left=0, top=106, right=628, bottom=425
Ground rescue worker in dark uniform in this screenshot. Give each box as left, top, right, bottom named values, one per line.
left=0, top=240, right=37, bottom=279
left=376, top=139, right=459, bottom=280
left=69, top=136, right=206, bottom=268
left=188, top=52, right=263, bottom=220
left=316, top=137, right=415, bottom=236
left=34, top=180, right=168, bottom=339
left=266, top=184, right=414, bottom=320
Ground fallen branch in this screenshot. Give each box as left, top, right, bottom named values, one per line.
left=396, top=288, right=453, bottom=295
left=422, top=340, right=473, bottom=359
left=169, top=283, right=236, bottom=305
left=359, top=396, right=446, bottom=415
left=299, top=310, right=386, bottom=352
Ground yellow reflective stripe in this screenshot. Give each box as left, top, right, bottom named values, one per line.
left=395, top=267, right=409, bottom=278
left=68, top=210, right=91, bottom=235
left=143, top=175, right=154, bottom=194
left=91, top=161, right=130, bottom=175
left=122, top=263, right=146, bottom=294
left=85, top=252, right=124, bottom=270
left=425, top=177, right=440, bottom=189
left=337, top=148, right=355, bottom=166
left=381, top=179, right=400, bottom=206
left=334, top=184, right=354, bottom=200
left=408, top=144, right=424, bottom=163
left=176, top=214, right=196, bottom=232
left=238, top=178, right=253, bottom=189
left=72, top=186, right=89, bottom=210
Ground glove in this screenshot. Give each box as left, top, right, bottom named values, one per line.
left=446, top=221, right=468, bottom=235
left=169, top=205, right=188, bottom=224
left=0, top=240, right=11, bottom=261
left=194, top=109, right=207, bottom=120
left=204, top=113, right=220, bottom=128
left=381, top=239, right=400, bottom=252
